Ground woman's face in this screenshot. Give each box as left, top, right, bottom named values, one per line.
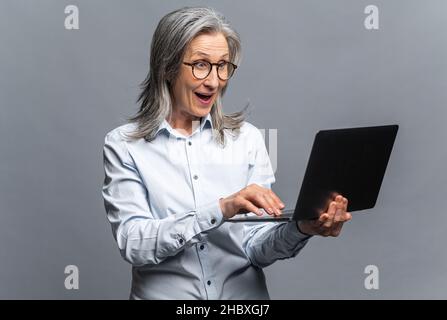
left=171, top=32, right=229, bottom=122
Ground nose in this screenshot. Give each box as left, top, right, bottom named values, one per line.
left=203, top=65, right=219, bottom=89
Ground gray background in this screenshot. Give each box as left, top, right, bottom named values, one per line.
left=0, top=0, right=446, bottom=299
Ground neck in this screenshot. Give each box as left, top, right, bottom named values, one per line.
left=167, top=111, right=201, bottom=136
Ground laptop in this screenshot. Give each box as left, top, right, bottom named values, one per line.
left=227, top=124, right=399, bottom=222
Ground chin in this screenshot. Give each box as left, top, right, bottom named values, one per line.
left=193, top=106, right=213, bottom=117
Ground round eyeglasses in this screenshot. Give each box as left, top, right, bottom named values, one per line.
left=183, top=60, right=238, bottom=81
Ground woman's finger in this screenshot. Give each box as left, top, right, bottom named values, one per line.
left=342, top=212, right=352, bottom=222
left=342, top=197, right=348, bottom=212
left=240, top=198, right=262, bottom=216
left=248, top=192, right=276, bottom=215
left=268, top=189, right=285, bottom=209
left=262, top=193, right=281, bottom=216
left=323, top=201, right=337, bottom=228
left=251, top=185, right=284, bottom=212
left=334, top=198, right=344, bottom=222
left=318, top=213, right=329, bottom=226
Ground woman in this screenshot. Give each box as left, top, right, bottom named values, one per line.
left=102, top=7, right=351, bottom=300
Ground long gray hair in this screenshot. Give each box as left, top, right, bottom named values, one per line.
left=126, top=7, right=247, bottom=146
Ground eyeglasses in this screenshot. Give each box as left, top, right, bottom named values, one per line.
left=183, top=60, right=237, bottom=81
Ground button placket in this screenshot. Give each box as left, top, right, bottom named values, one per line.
left=184, top=137, right=198, bottom=207
left=187, top=137, right=201, bottom=204
left=196, top=241, right=214, bottom=299
left=185, top=135, right=217, bottom=298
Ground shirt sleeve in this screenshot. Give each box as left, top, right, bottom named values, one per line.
left=102, top=131, right=224, bottom=267
left=242, top=125, right=312, bottom=268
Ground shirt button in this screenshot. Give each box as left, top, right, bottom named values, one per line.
left=210, top=218, right=216, bottom=224
left=188, top=141, right=192, bottom=146
left=193, top=175, right=198, bottom=180
left=207, top=280, right=211, bottom=286
left=200, top=244, right=205, bottom=250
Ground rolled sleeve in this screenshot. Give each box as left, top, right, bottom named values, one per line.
left=285, top=221, right=313, bottom=242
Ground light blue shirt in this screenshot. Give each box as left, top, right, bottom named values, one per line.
left=102, top=113, right=311, bottom=300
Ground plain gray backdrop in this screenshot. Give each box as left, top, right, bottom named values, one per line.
left=1, top=0, right=446, bottom=299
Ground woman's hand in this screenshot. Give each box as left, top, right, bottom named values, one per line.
left=297, top=195, right=352, bottom=237
left=219, top=184, right=285, bottom=219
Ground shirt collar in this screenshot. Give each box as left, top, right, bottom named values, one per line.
left=155, top=113, right=213, bottom=138
left=155, top=119, right=169, bottom=136
left=200, top=113, right=213, bottom=131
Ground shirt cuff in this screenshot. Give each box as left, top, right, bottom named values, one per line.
left=195, top=199, right=224, bottom=232
left=284, top=221, right=313, bottom=242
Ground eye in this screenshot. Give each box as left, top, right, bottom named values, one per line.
left=217, top=61, right=228, bottom=70
left=193, top=60, right=209, bottom=70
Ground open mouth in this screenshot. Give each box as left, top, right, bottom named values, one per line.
left=195, top=92, right=214, bottom=105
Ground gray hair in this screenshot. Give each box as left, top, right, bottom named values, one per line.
left=126, top=7, right=247, bottom=146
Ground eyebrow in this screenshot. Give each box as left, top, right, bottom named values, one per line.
left=191, top=51, right=229, bottom=59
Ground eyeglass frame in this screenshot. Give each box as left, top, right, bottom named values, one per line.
left=182, top=60, right=238, bottom=81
